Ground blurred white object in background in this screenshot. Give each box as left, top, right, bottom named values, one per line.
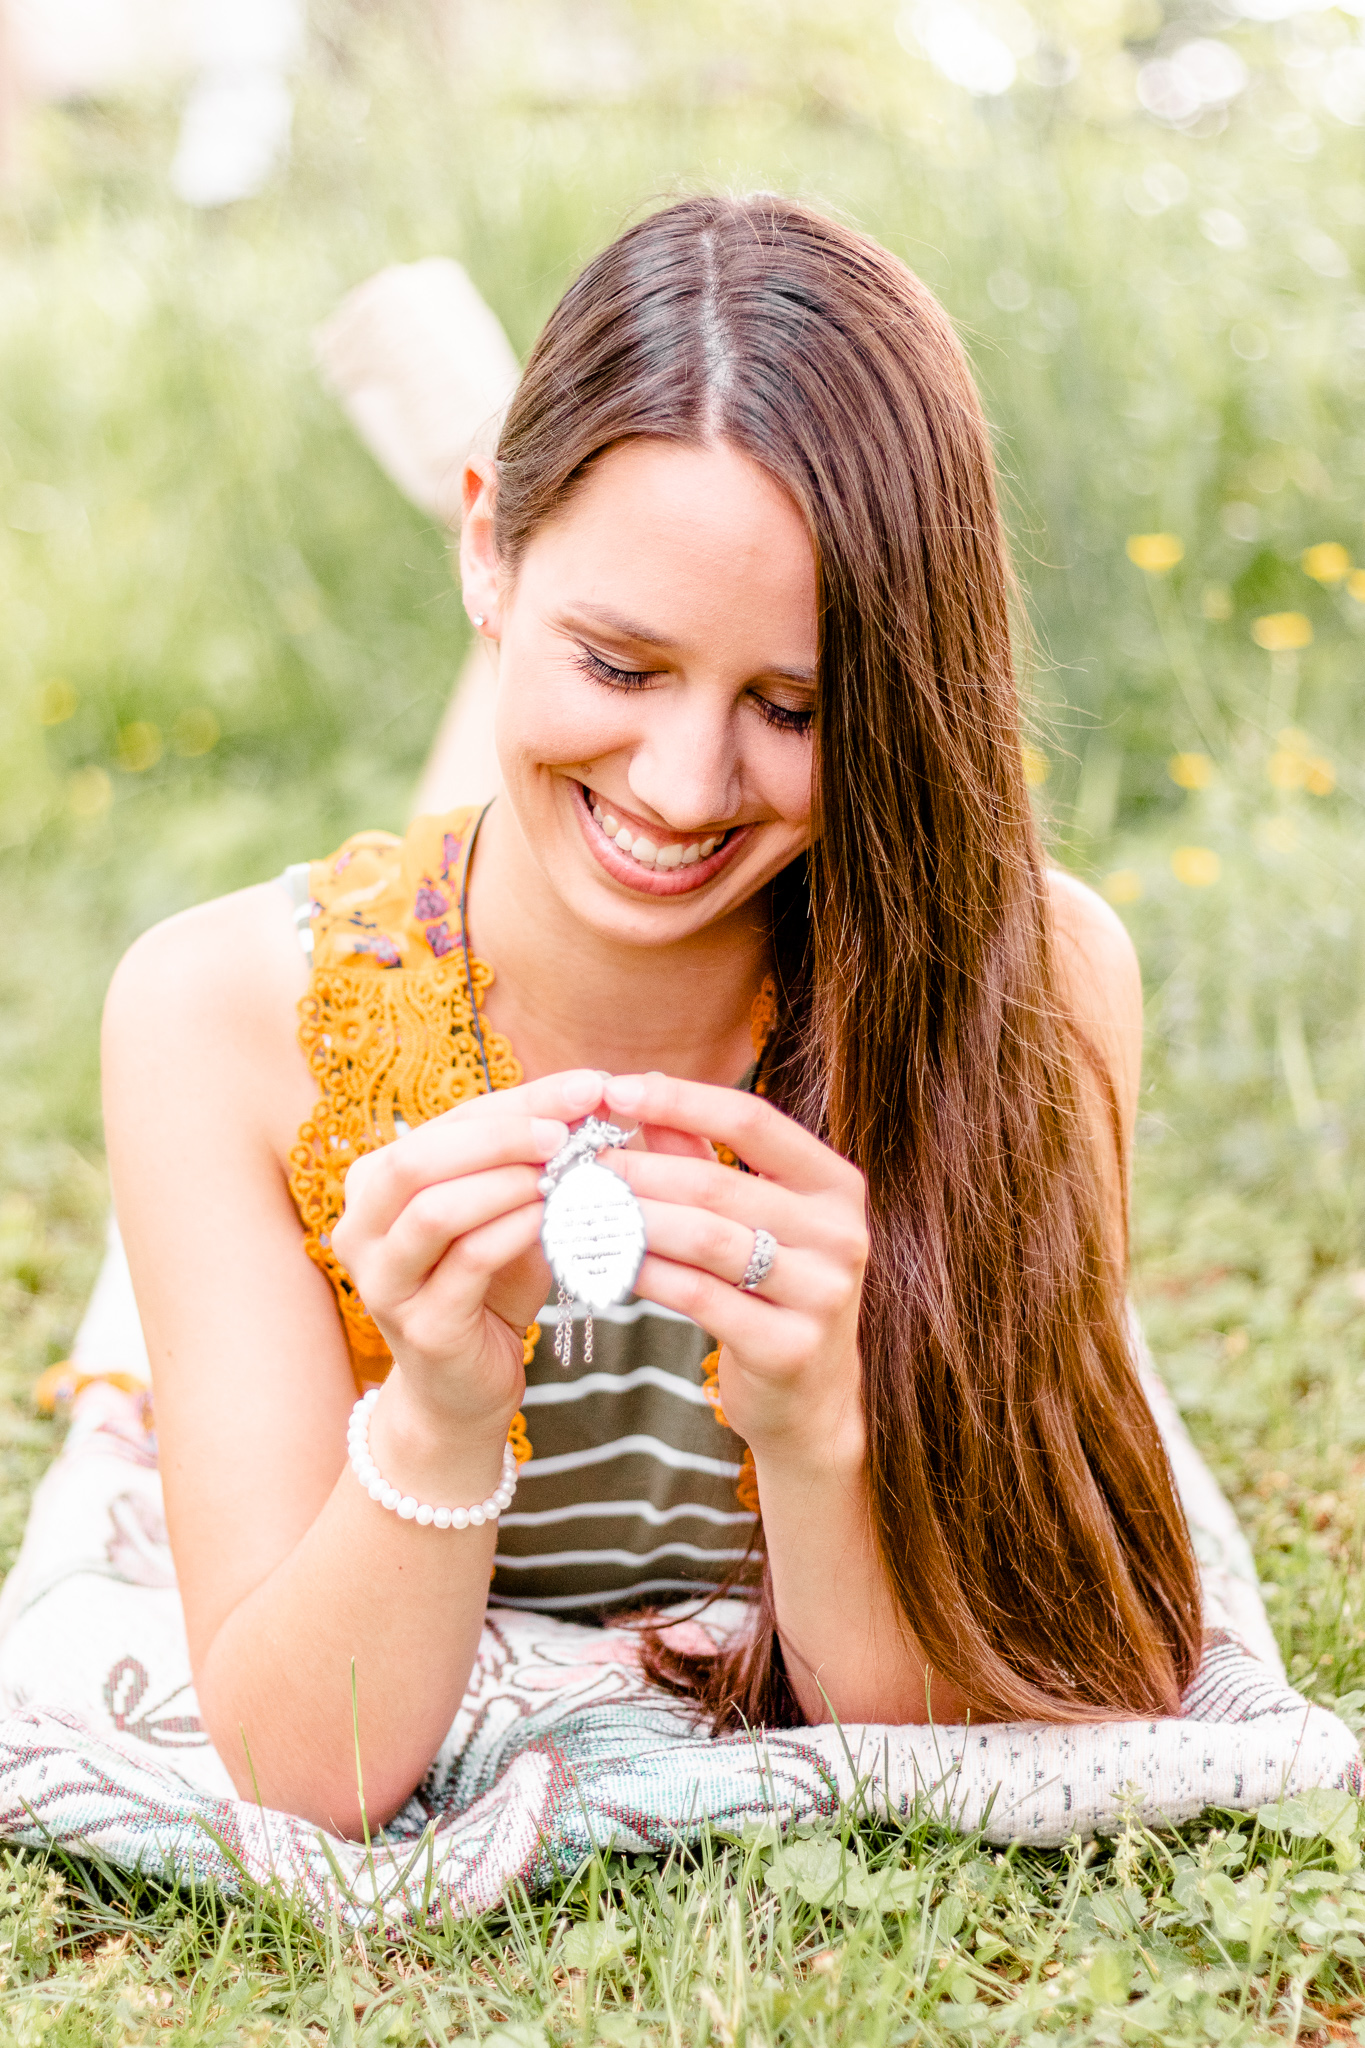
left=314, top=259, right=521, bottom=527
left=8, top=0, right=187, bottom=99
left=169, top=0, right=303, bottom=207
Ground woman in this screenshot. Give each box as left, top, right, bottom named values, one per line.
left=102, top=194, right=1201, bottom=1838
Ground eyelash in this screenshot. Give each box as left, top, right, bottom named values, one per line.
left=574, top=648, right=814, bottom=736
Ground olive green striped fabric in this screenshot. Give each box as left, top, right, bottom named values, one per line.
left=490, top=1300, right=759, bottom=1614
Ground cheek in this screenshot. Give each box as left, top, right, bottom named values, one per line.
left=758, top=740, right=814, bottom=832
left=496, top=644, right=628, bottom=773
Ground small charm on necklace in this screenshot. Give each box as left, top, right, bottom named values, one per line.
left=539, top=1117, right=646, bottom=1370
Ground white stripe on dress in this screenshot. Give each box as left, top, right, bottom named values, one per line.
left=537, top=1296, right=692, bottom=1327
left=493, top=1541, right=751, bottom=1572
left=489, top=1577, right=728, bottom=1611
left=498, top=1497, right=755, bottom=1531
left=519, top=1435, right=743, bottom=1481
left=519, top=1367, right=712, bottom=1409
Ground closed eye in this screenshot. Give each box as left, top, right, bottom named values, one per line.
left=575, top=646, right=659, bottom=689
left=751, top=695, right=814, bottom=735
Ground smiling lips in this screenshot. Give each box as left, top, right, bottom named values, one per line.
left=576, top=782, right=745, bottom=894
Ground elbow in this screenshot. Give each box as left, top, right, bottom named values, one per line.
left=201, top=1695, right=422, bottom=1840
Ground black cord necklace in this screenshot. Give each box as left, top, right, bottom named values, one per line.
left=456, top=800, right=496, bottom=1096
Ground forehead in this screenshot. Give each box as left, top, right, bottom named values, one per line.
left=517, top=437, right=817, bottom=657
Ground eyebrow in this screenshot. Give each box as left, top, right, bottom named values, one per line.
left=569, top=603, right=816, bottom=687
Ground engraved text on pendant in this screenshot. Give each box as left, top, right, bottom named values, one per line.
left=540, top=1160, right=646, bottom=1313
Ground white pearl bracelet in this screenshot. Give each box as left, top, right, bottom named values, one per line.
left=347, top=1389, right=518, bottom=1529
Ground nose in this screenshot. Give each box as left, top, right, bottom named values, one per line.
left=623, top=690, right=742, bottom=833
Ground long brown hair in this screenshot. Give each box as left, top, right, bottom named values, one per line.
left=494, top=194, right=1202, bottom=1726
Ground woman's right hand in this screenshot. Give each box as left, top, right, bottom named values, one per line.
left=331, top=1069, right=606, bottom=1442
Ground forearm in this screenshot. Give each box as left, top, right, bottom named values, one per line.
left=194, top=1404, right=509, bottom=1834
left=755, top=1433, right=966, bottom=1726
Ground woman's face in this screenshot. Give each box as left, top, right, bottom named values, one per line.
left=466, top=437, right=817, bottom=949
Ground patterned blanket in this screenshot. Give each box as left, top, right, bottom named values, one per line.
left=0, top=1245, right=1357, bottom=1926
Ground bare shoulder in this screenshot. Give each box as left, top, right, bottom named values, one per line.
left=1045, top=867, right=1143, bottom=1125
left=102, top=881, right=311, bottom=1158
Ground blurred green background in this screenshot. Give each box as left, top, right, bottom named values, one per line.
left=4, top=0, right=1365, bottom=1678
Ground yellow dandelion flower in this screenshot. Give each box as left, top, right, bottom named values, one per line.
left=1126, top=533, right=1185, bottom=573
left=1022, top=746, right=1049, bottom=787
left=1168, top=752, right=1214, bottom=790
left=1305, top=756, right=1335, bottom=796
left=1102, top=869, right=1143, bottom=905
left=1302, top=542, right=1351, bottom=584
left=115, top=721, right=163, bottom=773
left=1348, top=569, right=1365, bottom=604
left=1252, top=612, right=1313, bottom=652
left=1171, top=845, right=1220, bottom=887
left=1268, top=750, right=1307, bottom=791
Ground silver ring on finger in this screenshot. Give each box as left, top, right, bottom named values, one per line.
left=738, top=1227, right=778, bottom=1293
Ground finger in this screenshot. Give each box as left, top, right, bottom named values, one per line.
left=634, top=1197, right=792, bottom=1303
left=639, top=1122, right=714, bottom=1162
left=603, top=1073, right=858, bottom=1195
left=630, top=1251, right=801, bottom=1366
left=343, top=1111, right=568, bottom=1238
left=414, top=1203, right=547, bottom=1317
left=397, top=1203, right=547, bottom=1358
left=364, top=1165, right=548, bottom=1306
left=608, top=1147, right=812, bottom=1244
left=455, top=1069, right=608, bottom=1125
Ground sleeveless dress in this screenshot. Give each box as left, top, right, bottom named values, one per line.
left=284, top=805, right=764, bottom=1617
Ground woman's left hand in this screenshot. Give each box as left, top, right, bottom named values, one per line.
left=600, top=1073, right=869, bottom=1474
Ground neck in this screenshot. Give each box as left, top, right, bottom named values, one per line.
left=466, top=800, right=769, bottom=1086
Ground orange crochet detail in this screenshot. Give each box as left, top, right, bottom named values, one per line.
left=285, top=807, right=773, bottom=1515
left=287, top=809, right=521, bottom=1392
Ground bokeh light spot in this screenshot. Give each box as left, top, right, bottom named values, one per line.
left=1169, top=752, right=1214, bottom=790
left=68, top=767, right=112, bottom=820
left=172, top=707, right=221, bottom=758
left=1103, top=869, right=1143, bottom=905
left=1252, top=612, right=1312, bottom=652
left=1126, top=532, right=1184, bottom=572
left=116, top=722, right=164, bottom=773
left=1302, top=542, right=1351, bottom=584
left=35, top=679, right=77, bottom=726
left=1171, top=845, right=1220, bottom=887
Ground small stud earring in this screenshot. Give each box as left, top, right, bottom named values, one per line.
left=472, top=613, right=486, bottom=629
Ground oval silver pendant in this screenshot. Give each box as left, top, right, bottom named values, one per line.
left=540, top=1159, right=646, bottom=1313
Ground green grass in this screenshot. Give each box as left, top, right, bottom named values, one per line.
left=5, top=0, right=1365, bottom=2035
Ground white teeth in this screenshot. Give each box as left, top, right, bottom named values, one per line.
left=588, top=791, right=727, bottom=871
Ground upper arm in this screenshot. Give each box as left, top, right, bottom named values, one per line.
left=102, top=884, right=356, bottom=1664
left=1045, top=868, right=1143, bottom=1250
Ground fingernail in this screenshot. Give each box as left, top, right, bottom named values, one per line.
left=564, top=1070, right=602, bottom=1110
left=531, top=1118, right=568, bottom=1155
left=606, top=1076, right=644, bottom=1110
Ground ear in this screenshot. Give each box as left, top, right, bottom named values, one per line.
left=458, top=456, right=501, bottom=636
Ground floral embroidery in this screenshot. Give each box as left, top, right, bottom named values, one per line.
left=423, top=921, right=456, bottom=959
left=413, top=880, right=449, bottom=920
